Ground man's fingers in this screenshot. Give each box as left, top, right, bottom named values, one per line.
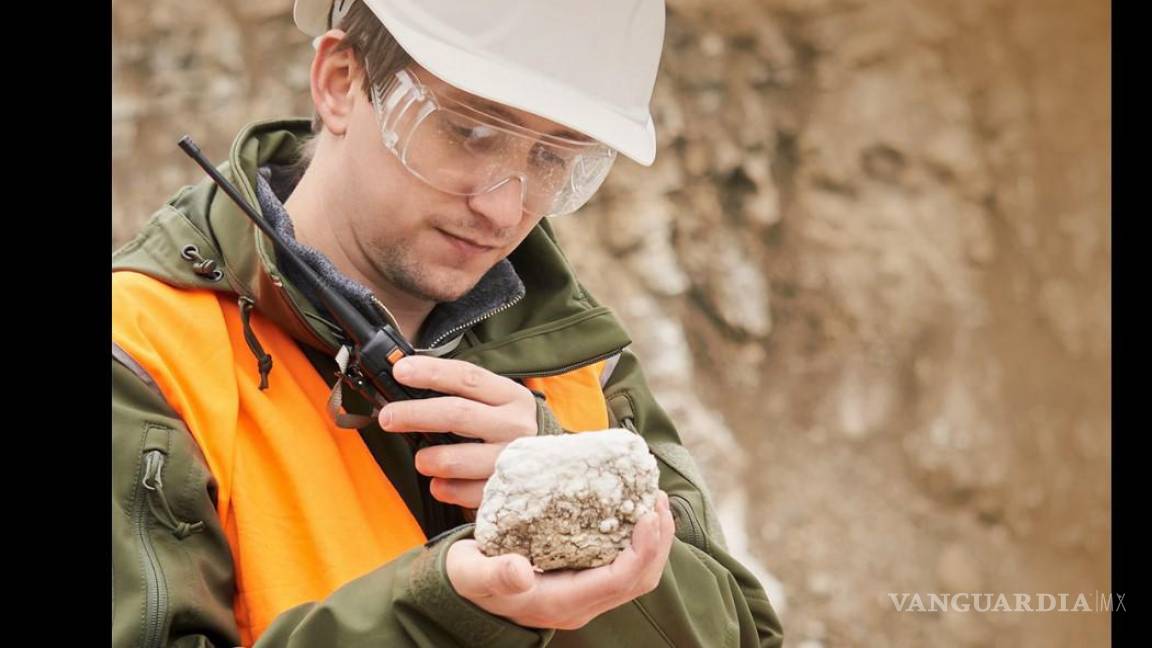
left=655, top=491, right=675, bottom=562
left=445, top=492, right=677, bottom=630
left=525, top=509, right=663, bottom=615
left=429, top=478, right=486, bottom=508
left=380, top=396, right=485, bottom=437
left=640, top=491, right=675, bottom=593
left=631, top=506, right=665, bottom=563
left=447, top=540, right=535, bottom=599
left=610, top=512, right=663, bottom=586
left=380, top=397, right=533, bottom=442
left=584, top=491, right=674, bottom=605
left=415, top=443, right=505, bottom=480
left=613, top=493, right=669, bottom=569
left=392, top=355, right=524, bottom=405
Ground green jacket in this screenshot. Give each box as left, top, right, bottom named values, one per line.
left=112, top=119, right=784, bottom=647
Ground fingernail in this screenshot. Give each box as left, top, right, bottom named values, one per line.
left=379, top=408, right=392, bottom=428
left=392, top=358, right=412, bottom=379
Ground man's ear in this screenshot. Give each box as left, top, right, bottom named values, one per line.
left=310, top=30, right=360, bottom=137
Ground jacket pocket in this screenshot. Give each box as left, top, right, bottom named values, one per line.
left=133, top=424, right=206, bottom=648
left=141, top=445, right=206, bottom=540
left=606, top=391, right=635, bottom=429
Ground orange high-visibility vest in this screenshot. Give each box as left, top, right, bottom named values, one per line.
left=112, top=271, right=611, bottom=644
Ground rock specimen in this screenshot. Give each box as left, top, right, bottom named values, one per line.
left=475, top=428, right=660, bottom=570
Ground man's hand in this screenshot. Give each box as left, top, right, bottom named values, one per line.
left=447, top=491, right=676, bottom=630
left=378, top=355, right=539, bottom=509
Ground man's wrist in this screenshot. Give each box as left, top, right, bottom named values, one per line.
left=530, top=390, right=566, bottom=436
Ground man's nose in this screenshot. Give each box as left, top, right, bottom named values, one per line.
left=466, top=176, right=526, bottom=231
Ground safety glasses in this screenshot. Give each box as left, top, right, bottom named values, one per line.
left=369, top=68, right=617, bottom=217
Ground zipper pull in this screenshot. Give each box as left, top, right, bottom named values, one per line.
left=141, top=450, right=205, bottom=539
left=141, top=450, right=165, bottom=491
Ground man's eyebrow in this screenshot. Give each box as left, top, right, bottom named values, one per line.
left=451, top=92, right=592, bottom=142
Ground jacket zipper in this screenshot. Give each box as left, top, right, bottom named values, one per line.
left=135, top=438, right=169, bottom=648
left=424, top=291, right=526, bottom=349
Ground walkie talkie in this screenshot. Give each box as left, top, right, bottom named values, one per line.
left=178, top=135, right=472, bottom=449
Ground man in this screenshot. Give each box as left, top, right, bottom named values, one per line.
left=112, top=0, right=785, bottom=645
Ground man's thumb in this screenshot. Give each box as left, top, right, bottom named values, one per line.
left=487, top=554, right=534, bottom=596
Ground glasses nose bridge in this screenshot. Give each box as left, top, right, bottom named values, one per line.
left=482, top=173, right=528, bottom=205
left=466, top=173, right=529, bottom=227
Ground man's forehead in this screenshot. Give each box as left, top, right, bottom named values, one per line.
left=412, top=66, right=594, bottom=142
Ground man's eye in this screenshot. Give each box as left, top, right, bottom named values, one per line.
left=532, top=146, right=571, bottom=169
left=452, top=123, right=499, bottom=146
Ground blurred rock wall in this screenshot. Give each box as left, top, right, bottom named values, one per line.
left=112, top=1, right=1111, bottom=645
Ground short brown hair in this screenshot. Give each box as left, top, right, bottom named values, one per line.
left=292, top=1, right=413, bottom=171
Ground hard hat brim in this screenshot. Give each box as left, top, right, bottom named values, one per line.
left=293, top=0, right=333, bottom=41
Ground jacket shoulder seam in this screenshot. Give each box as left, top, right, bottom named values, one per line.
left=113, top=340, right=161, bottom=397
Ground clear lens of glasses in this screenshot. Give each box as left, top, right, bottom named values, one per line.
left=371, top=69, right=617, bottom=216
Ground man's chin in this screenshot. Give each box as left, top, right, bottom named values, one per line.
left=385, top=258, right=493, bottom=305
left=404, top=275, right=482, bottom=305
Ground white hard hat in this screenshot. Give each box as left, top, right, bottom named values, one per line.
left=293, top=0, right=665, bottom=166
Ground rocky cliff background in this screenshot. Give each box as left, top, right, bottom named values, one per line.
left=112, top=1, right=1111, bottom=645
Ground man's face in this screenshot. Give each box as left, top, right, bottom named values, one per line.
left=325, top=64, right=579, bottom=305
